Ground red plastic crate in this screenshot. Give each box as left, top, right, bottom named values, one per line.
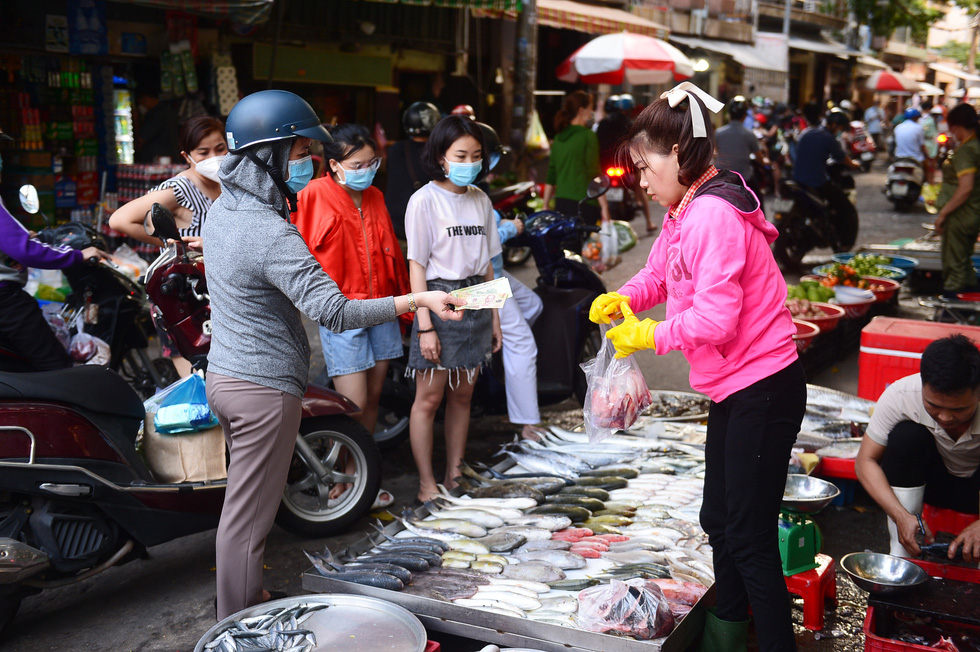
left=817, top=456, right=857, bottom=480
left=910, top=557, right=980, bottom=584
left=864, top=606, right=980, bottom=651
left=922, top=504, right=979, bottom=538
left=858, top=317, right=980, bottom=400
left=424, top=642, right=441, bottom=652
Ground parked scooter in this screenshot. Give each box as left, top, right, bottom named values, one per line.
left=884, top=157, right=924, bottom=211
left=771, top=162, right=858, bottom=270
left=0, top=206, right=383, bottom=635
left=0, top=186, right=173, bottom=397
left=603, top=166, right=642, bottom=223
left=488, top=180, right=536, bottom=267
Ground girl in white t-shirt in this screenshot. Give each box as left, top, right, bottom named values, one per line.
left=405, top=116, right=502, bottom=504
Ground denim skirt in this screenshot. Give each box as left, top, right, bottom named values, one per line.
left=407, top=276, right=492, bottom=376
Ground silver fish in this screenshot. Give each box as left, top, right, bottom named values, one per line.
left=426, top=508, right=504, bottom=529
left=500, top=561, right=566, bottom=582
left=503, top=514, right=572, bottom=532
left=488, top=525, right=553, bottom=542
left=408, top=517, right=488, bottom=538
left=394, top=515, right=472, bottom=541
left=476, top=530, right=528, bottom=552
left=501, top=450, right=578, bottom=480
left=516, top=540, right=572, bottom=553
left=513, top=549, right=587, bottom=570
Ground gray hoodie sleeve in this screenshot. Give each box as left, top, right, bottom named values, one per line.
left=265, top=228, right=397, bottom=332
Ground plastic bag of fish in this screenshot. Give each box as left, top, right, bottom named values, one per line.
left=581, top=328, right=652, bottom=443
left=576, top=578, right=674, bottom=640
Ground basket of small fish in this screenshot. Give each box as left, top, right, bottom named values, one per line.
left=194, top=594, right=428, bottom=652
left=641, top=391, right=710, bottom=422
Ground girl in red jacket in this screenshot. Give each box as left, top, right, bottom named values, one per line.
left=294, top=123, right=410, bottom=509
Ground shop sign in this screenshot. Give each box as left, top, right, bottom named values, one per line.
left=68, top=0, right=108, bottom=56
left=45, top=15, right=70, bottom=53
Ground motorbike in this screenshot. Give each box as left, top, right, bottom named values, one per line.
left=488, top=181, right=536, bottom=268
left=884, top=157, right=924, bottom=212
left=0, top=204, right=382, bottom=635
left=847, top=120, right=877, bottom=172
left=603, top=165, right=643, bottom=223
left=771, top=162, right=858, bottom=270
left=0, top=186, right=174, bottom=397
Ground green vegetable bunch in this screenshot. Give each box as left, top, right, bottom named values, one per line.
left=787, top=281, right=835, bottom=303
left=846, top=254, right=895, bottom=278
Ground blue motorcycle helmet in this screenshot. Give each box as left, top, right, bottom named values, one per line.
left=615, top=94, right=636, bottom=111
left=904, top=107, right=921, bottom=121
left=224, top=90, right=332, bottom=215
left=225, top=89, right=332, bottom=151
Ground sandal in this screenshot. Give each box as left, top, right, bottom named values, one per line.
left=371, top=488, right=395, bottom=510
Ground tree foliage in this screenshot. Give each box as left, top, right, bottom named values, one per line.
left=939, top=40, right=971, bottom=65
left=851, top=0, right=942, bottom=43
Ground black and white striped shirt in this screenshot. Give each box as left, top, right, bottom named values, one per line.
left=151, top=176, right=213, bottom=239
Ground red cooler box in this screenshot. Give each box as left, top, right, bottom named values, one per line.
left=858, top=317, right=980, bottom=400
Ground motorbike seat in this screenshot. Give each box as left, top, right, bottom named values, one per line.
left=0, top=365, right=145, bottom=422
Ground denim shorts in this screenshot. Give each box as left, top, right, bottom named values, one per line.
left=319, top=320, right=403, bottom=377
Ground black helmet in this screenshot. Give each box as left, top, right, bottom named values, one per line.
left=475, top=122, right=508, bottom=174
left=224, top=90, right=331, bottom=152
left=825, top=108, right=850, bottom=129
left=604, top=95, right=621, bottom=113
left=403, top=102, right=441, bottom=137
left=727, top=95, right=749, bottom=121
left=615, top=94, right=636, bottom=111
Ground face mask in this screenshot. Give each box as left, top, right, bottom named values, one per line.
left=444, top=159, right=482, bottom=187
left=286, top=155, right=314, bottom=193
left=192, top=154, right=225, bottom=183
left=337, top=165, right=376, bottom=191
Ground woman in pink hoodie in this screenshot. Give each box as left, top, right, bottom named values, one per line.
left=591, top=83, right=804, bottom=652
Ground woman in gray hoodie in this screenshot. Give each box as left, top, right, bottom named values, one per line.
left=203, top=90, right=462, bottom=620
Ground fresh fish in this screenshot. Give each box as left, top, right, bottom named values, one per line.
left=500, top=561, right=566, bottom=582
left=603, top=500, right=643, bottom=510
left=458, top=462, right=566, bottom=495
left=349, top=552, right=430, bottom=572
left=341, top=561, right=414, bottom=583
left=466, top=590, right=542, bottom=611
left=369, top=523, right=451, bottom=551
left=589, top=524, right=623, bottom=535
left=920, top=542, right=967, bottom=561
left=452, top=599, right=527, bottom=618
left=516, top=540, right=572, bottom=553
left=488, top=525, right=553, bottom=542
left=408, top=516, right=488, bottom=538
left=502, top=514, right=572, bottom=532
left=547, top=577, right=599, bottom=591
left=477, top=531, right=529, bottom=552
left=477, top=583, right=538, bottom=599
left=443, top=559, right=471, bottom=569
left=510, top=439, right=592, bottom=473
left=442, top=551, right=477, bottom=562
left=513, top=549, right=587, bottom=570
left=534, top=596, right=579, bottom=614
left=601, top=550, right=670, bottom=565
left=402, top=586, right=449, bottom=601
left=558, top=486, right=611, bottom=501
left=501, top=450, right=578, bottom=480
left=471, top=460, right=574, bottom=485
left=394, top=515, right=474, bottom=541
left=470, top=560, right=504, bottom=574
left=591, top=508, right=636, bottom=518
left=204, top=603, right=328, bottom=652
left=582, top=515, right=633, bottom=527
left=315, top=567, right=405, bottom=590
left=376, top=540, right=448, bottom=556
left=527, top=504, right=592, bottom=522
left=430, top=501, right=525, bottom=521
left=456, top=477, right=546, bottom=502
left=545, top=495, right=606, bottom=512
left=425, top=508, right=505, bottom=529
left=572, top=476, right=629, bottom=490
left=358, top=547, right=444, bottom=566
left=435, top=486, right=539, bottom=510
left=475, top=554, right=510, bottom=566
left=487, top=578, right=552, bottom=594
left=445, top=539, right=491, bottom=554
left=581, top=466, right=640, bottom=479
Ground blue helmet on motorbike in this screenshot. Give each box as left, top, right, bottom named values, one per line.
left=224, top=90, right=332, bottom=152
left=904, top=108, right=921, bottom=121
left=615, top=94, right=636, bottom=111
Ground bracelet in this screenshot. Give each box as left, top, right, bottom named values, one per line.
left=407, top=292, right=417, bottom=313
left=417, top=327, right=435, bottom=337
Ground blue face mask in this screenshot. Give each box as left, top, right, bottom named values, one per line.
left=338, top=166, right=376, bottom=191
left=444, top=159, right=482, bottom=187
left=285, top=155, right=314, bottom=193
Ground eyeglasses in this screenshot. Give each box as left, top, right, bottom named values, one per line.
left=342, top=157, right=382, bottom=172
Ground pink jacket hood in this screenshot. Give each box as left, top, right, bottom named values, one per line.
left=618, top=171, right=797, bottom=402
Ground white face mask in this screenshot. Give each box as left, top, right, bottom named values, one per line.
left=191, top=154, right=226, bottom=183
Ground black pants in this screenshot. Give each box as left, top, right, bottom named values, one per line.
left=0, top=286, right=72, bottom=372
left=814, top=182, right=857, bottom=251
left=700, top=360, right=806, bottom=652
left=555, top=198, right=601, bottom=226
left=881, top=420, right=980, bottom=514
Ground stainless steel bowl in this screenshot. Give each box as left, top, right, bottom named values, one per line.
left=194, top=594, right=427, bottom=652
left=782, top=474, right=840, bottom=513
left=840, top=552, right=929, bottom=596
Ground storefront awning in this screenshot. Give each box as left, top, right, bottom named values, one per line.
left=856, top=55, right=889, bottom=70
left=537, top=0, right=669, bottom=39
left=787, top=34, right=854, bottom=57
left=929, top=62, right=980, bottom=84
left=669, top=35, right=773, bottom=71
left=109, top=0, right=274, bottom=26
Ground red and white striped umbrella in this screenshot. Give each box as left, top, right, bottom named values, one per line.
left=865, top=69, right=920, bottom=93
left=556, top=32, right=694, bottom=85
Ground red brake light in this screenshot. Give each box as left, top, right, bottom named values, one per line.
left=938, top=133, right=948, bottom=144
left=606, top=167, right=626, bottom=177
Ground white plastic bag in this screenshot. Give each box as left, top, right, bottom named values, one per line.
left=599, top=220, right=619, bottom=266
left=577, top=578, right=675, bottom=639
left=580, top=324, right=652, bottom=443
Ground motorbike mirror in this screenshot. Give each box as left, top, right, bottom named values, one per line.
left=18, top=185, right=39, bottom=214
left=586, top=176, right=610, bottom=200
left=143, top=203, right=182, bottom=245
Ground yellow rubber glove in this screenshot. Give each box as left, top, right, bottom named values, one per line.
left=606, top=303, right=660, bottom=358
left=589, top=292, right=631, bottom=325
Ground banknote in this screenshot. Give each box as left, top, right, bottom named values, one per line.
left=450, top=277, right=513, bottom=310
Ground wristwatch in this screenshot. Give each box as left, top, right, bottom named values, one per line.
left=407, top=293, right=418, bottom=313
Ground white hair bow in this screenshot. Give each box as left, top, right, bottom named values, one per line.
left=660, top=82, right=725, bottom=139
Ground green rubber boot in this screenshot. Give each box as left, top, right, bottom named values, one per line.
left=697, top=607, right=749, bottom=652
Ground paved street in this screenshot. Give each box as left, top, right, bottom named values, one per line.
left=1, top=157, right=937, bottom=651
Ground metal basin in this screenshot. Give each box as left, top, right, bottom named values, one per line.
left=782, top=475, right=840, bottom=514
left=194, top=594, right=427, bottom=652
left=840, top=552, right=929, bottom=596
